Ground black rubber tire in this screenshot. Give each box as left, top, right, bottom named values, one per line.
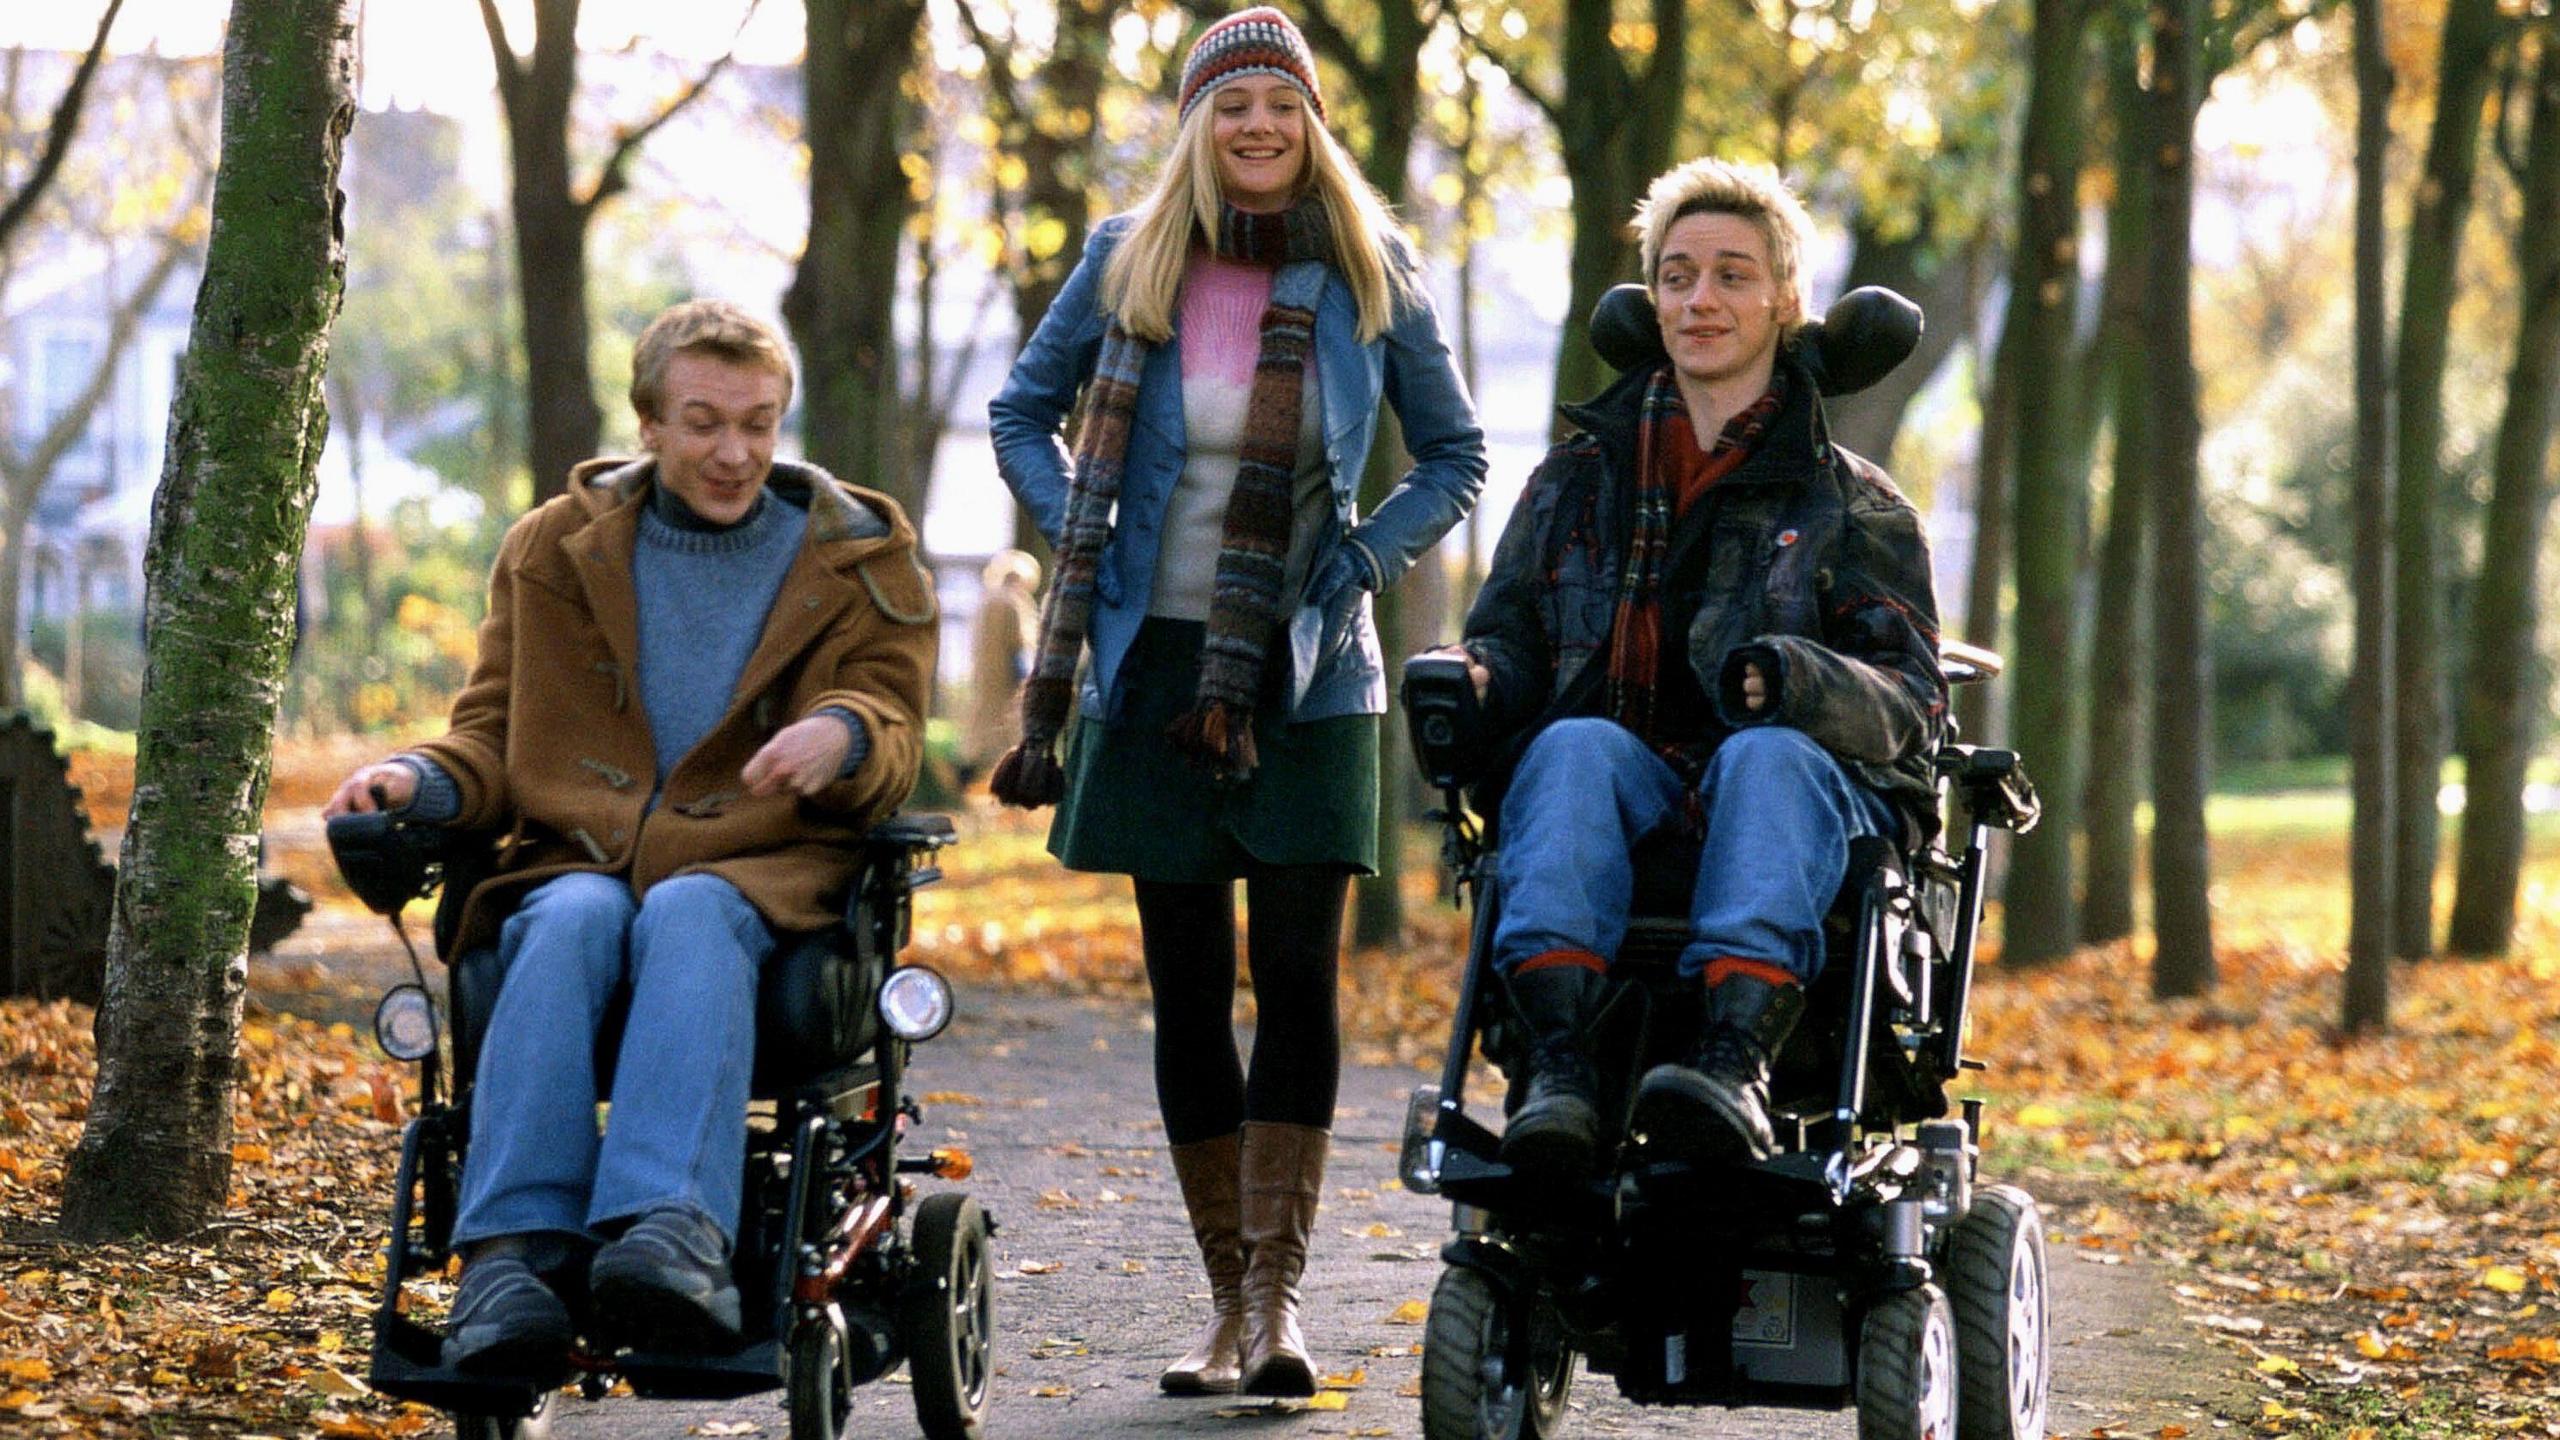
left=901, top=1192, right=993, bottom=1440
left=1418, top=1264, right=1575, bottom=1440
left=447, top=1390, right=554, bottom=1440
left=1856, top=1283, right=1957, bottom=1440
left=1948, top=1184, right=2051, bottom=1440
left=787, top=1310, right=854, bottom=1440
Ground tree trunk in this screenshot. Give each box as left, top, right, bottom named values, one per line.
left=2080, top=11, right=2153, bottom=946
left=1956, top=312, right=2015, bottom=749
left=2393, top=0, right=2506, bottom=957
left=1320, top=0, right=1428, bottom=950
left=1542, top=0, right=1685, bottom=429
left=2344, top=0, right=2396, bottom=1032
left=783, top=0, right=925, bottom=516
left=2142, top=0, right=2213, bottom=1000
left=59, top=0, right=352, bottom=1240
left=1996, top=0, right=2091, bottom=966
left=1828, top=209, right=1982, bottom=469
left=492, top=0, right=599, bottom=505
left=2448, top=38, right=2560, bottom=959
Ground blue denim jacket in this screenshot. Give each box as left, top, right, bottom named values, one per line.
left=988, top=214, right=1487, bottom=722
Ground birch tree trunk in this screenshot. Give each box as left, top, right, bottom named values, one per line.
left=59, top=0, right=353, bottom=1240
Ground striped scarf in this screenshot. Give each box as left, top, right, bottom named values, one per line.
left=992, top=197, right=1337, bottom=806
left=1604, top=365, right=1786, bottom=753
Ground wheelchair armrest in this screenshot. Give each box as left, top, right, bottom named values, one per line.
left=1401, top=653, right=1489, bottom=790
left=1936, top=746, right=2041, bottom=833
left=843, top=812, right=959, bottom=944
left=326, top=811, right=477, bottom=917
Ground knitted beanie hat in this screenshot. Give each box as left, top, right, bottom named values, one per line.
left=1176, top=8, right=1325, bottom=126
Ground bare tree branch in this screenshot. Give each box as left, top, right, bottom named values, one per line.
left=950, top=0, right=1024, bottom=121
left=2, top=222, right=191, bottom=497
left=1442, top=4, right=1564, bottom=131
left=579, top=0, right=766, bottom=215
left=1294, top=0, right=1380, bottom=96
left=0, top=0, right=128, bottom=256
left=474, top=0, right=524, bottom=112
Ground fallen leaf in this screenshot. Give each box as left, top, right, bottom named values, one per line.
left=2482, top=1266, right=2529, bottom=1295
left=1016, top=1260, right=1061, bottom=1275
left=1031, top=1384, right=1070, bottom=1398
left=1304, top=1391, right=1349, bottom=1411
left=1319, top=1365, right=1367, bottom=1389
left=1384, top=1299, right=1428, bottom=1324
left=2255, top=1354, right=2300, bottom=1377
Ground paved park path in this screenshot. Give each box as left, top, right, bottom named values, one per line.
left=427, top=986, right=2261, bottom=1440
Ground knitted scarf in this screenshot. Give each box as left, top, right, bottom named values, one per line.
left=1604, top=364, right=1786, bottom=754
left=992, top=196, right=1338, bottom=807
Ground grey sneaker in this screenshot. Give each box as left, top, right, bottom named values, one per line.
left=442, top=1254, right=574, bottom=1376
left=588, top=1209, right=743, bottom=1353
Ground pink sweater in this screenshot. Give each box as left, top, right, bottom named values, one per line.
left=1153, top=254, right=1325, bottom=620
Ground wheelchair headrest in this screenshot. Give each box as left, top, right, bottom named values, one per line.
left=1589, top=283, right=1925, bottom=397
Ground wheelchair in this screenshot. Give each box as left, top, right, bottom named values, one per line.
left=325, top=809, right=988, bottom=1440
left=1390, top=283, right=2051, bottom=1440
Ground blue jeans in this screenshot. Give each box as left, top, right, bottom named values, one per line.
left=1490, top=720, right=1899, bottom=982
left=451, top=871, right=775, bottom=1249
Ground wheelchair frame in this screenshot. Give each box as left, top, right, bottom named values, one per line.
left=1394, top=646, right=2048, bottom=1440
left=331, top=812, right=989, bottom=1440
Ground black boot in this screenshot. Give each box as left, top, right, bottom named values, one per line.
left=1498, top=964, right=1603, bottom=1180
left=1632, top=971, right=1804, bottom=1165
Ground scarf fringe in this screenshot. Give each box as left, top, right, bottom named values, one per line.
left=1166, top=700, right=1259, bottom=781
left=989, top=743, right=1065, bottom=809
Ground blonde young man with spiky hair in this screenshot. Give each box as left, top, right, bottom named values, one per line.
left=1444, top=157, right=1949, bottom=1181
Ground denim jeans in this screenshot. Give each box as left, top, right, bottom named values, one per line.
left=450, top=870, right=775, bottom=1249
left=1490, top=719, right=1899, bottom=982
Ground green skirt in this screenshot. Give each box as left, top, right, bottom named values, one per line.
left=1049, top=618, right=1379, bottom=882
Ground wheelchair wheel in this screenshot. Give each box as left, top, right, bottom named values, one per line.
left=1419, top=1264, right=1575, bottom=1440
left=447, top=1389, right=554, bottom=1440
left=1855, top=1283, right=1957, bottom=1440
left=1948, top=1185, right=2050, bottom=1440
left=901, top=1192, right=993, bottom=1440
left=787, top=1308, right=856, bottom=1440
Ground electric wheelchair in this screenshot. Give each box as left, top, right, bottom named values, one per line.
left=326, top=809, right=989, bottom=1440
left=1391, top=284, right=2052, bottom=1440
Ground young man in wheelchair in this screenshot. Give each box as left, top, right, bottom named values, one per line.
left=1439, top=158, right=1945, bottom=1182
left=321, top=301, right=936, bottom=1376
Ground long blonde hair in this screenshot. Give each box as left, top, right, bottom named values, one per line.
left=1101, top=93, right=1411, bottom=344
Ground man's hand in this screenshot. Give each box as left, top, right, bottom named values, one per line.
left=1740, top=660, right=1769, bottom=713
left=1426, top=644, right=1492, bottom=706
left=324, top=762, right=417, bottom=819
left=743, top=715, right=855, bottom=798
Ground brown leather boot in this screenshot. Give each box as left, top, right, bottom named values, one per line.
left=1160, top=1132, right=1247, bottom=1394
left=1236, top=1120, right=1329, bottom=1396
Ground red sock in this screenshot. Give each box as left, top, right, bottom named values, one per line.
left=1702, top=956, right=1797, bottom=990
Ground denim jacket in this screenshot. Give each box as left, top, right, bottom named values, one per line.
left=989, top=214, right=1487, bottom=722
left=1462, top=351, right=1949, bottom=837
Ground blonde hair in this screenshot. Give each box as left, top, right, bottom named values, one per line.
left=630, top=299, right=796, bottom=419
left=1100, top=91, right=1411, bottom=344
left=1633, top=158, right=1816, bottom=332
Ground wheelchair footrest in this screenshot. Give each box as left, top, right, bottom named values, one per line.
left=368, top=1315, right=560, bottom=1418
left=619, top=1338, right=785, bottom=1400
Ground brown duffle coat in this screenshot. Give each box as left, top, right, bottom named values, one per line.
left=408, top=456, right=939, bottom=955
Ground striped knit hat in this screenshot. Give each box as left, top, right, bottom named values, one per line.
left=1176, top=8, right=1325, bottom=126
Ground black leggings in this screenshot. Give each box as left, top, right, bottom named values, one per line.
left=1132, top=868, right=1348, bottom=1145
